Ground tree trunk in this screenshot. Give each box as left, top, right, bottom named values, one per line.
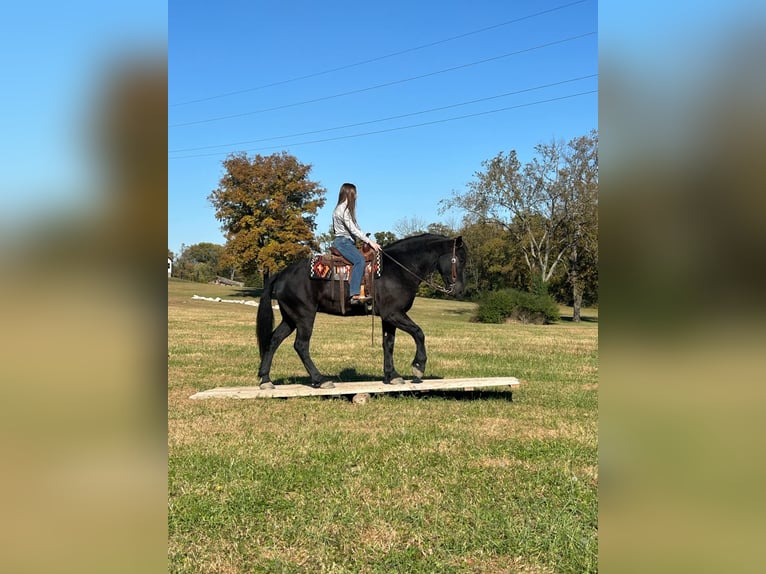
left=572, top=283, right=583, bottom=322
left=570, top=240, right=582, bottom=322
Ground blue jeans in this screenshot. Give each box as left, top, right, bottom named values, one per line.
left=333, top=236, right=365, bottom=296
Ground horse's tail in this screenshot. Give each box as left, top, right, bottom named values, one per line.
left=257, top=274, right=276, bottom=358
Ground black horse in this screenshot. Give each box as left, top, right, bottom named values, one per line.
left=256, top=233, right=467, bottom=389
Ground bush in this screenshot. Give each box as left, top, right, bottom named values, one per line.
left=475, top=288, right=560, bottom=324
left=475, top=289, right=514, bottom=323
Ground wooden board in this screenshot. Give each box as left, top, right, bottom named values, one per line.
left=189, top=376, right=520, bottom=400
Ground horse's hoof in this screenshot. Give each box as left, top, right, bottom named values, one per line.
left=316, top=380, right=335, bottom=389
left=388, top=377, right=406, bottom=385
left=260, top=381, right=275, bottom=390
left=412, top=366, right=424, bottom=379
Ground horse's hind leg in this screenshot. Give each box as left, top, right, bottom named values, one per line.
left=257, top=320, right=294, bottom=389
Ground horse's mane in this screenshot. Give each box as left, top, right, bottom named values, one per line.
left=383, top=233, right=450, bottom=254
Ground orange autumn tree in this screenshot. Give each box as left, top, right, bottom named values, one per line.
left=209, top=152, right=326, bottom=280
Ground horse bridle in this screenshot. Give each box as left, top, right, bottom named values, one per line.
left=381, top=238, right=460, bottom=295
left=449, top=239, right=458, bottom=287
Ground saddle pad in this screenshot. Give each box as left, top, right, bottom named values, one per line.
left=310, top=252, right=381, bottom=280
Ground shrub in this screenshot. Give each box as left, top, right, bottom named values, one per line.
left=475, top=289, right=514, bottom=323
left=475, top=288, right=560, bottom=324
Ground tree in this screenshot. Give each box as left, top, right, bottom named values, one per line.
left=373, top=231, right=397, bottom=247
left=442, top=148, right=561, bottom=288
left=559, top=130, right=598, bottom=320
left=209, top=152, right=326, bottom=279
left=427, top=219, right=459, bottom=237
left=316, top=224, right=335, bottom=253
left=174, top=242, right=227, bottom=283
left=459, top=220, right=524, bottom=296
left=441, top=131, right=598, bottom=319
left=393, top=215, right=427, bottom=238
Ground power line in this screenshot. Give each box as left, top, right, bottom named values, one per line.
left=169, top=31, right=596, bottom=128
left=169, top=74, right=597, bottom=153
left=170, top=0, right=589, bottom=107
left=169, top=89, right=597, bottom=160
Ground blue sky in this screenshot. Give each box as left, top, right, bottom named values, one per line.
left=0, top=1, right=166, bottom=231
left=168, top=0, right=597, bottom=256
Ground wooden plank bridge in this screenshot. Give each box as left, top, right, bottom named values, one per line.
left=190, top=376, right=520, bottom=404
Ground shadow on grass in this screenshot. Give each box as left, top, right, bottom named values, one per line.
left=443, top=307, right=474, bottom=316
left=415, top=389, right=515, bottom=402
left=233, top=287, right=263, bottom=299
left=273, top=369, right=381, bottom=385
left=558, top=315, right=599, bottom=324
left=277, top=369, right=515, bottom=402
left=337, top=368, right=381, bottom=382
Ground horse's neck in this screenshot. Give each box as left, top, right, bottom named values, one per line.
left=392, top=240, right=442, bottom=274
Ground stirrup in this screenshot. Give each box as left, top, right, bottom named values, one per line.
left=349, top=295, right=371, bottom=304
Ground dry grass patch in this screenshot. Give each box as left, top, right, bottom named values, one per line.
left=168, top=537, right=244, bottom=574
left=257, top=542, right=315, bottom=570
left=355, top=519, right=402, bottom=554
left=581, top=464, right=599, bottom=486
left=440, top=411, right=595, bottom=445
left=472, top=456, right=537, bottom=473
left=451, top=555, right=556, bottom=574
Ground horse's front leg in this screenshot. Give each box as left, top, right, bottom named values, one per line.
left=381, top=319, right=405, bottom=385
left=385, top=313, right=426, bottom=382
left=403, top=316, right=427, bottom=381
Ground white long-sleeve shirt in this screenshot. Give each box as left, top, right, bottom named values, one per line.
left=332, top=201, right=371, bottom=243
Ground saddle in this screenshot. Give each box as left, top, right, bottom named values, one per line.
left=310, top=244, right=382, bottom=314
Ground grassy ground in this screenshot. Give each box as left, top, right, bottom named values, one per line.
left=168, top=278, right=598, bottom=573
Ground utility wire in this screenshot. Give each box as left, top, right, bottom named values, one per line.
left=169, top=31, right=595, bottom=128
left=169, top=89, right=597, bottom=160
left=170, top=0, right=589, bottom=107
left=170, top=74, right=597, bottom=153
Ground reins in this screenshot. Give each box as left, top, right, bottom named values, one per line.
left=380, top=238, right=458, bottom=295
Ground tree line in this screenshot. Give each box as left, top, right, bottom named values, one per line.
left=169, top=130, right=597, bottom=320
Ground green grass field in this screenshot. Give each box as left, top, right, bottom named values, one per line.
left=168, top=278, right=598, bottom=573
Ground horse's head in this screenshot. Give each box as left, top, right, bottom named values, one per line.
left=437, top=236, right=467, bottom=297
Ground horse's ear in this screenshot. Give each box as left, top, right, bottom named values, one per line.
left=455, top=235, right=463, bottom=247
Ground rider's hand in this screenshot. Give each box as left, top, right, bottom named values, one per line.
left=369, top=240, right=381, bottom=251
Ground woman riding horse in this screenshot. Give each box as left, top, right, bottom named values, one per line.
left=256, top=233, right=466, bottom=390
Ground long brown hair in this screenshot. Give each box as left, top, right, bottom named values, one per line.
left=336, top=182, right=358, bottom=223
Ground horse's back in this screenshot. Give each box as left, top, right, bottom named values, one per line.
left=272, top=259, right=346, bottom=313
